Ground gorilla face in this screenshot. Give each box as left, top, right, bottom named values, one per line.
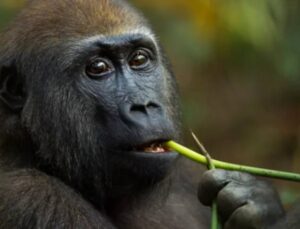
left=71, top=33, right=180, bottom=188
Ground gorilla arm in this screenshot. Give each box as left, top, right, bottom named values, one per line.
left=0, top=169, right=116, bottom=229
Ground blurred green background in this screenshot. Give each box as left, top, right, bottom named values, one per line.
left=1, top=0, right=299, bottom=205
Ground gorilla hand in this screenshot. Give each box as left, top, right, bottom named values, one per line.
left=198, top=170, right=285, bottom=229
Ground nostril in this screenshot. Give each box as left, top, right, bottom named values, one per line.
left=146, top=102, right=160, bottom=109
left=129, top=102, right=161, bottom=116
left=130, top=104, right=147, bottom=114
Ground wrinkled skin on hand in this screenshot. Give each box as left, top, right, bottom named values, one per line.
left=198, top=170, right=285, bottom=229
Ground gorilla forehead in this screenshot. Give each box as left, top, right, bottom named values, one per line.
left=3, top=0, right=149, bottom=50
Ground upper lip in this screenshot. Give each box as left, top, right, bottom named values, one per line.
left=133, top=138, right=169, bottom=150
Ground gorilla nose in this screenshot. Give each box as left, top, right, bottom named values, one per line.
left=120, top=101, right=164, bottom=127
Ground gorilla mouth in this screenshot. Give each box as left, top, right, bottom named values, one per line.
left=135, top=141, right=171, bottom=154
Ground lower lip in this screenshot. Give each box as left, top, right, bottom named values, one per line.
left=131, top=150, right=178, bottom=158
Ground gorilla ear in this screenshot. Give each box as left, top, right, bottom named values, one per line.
left=0, top=64, right=26, bottom=111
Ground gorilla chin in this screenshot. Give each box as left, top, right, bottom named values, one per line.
left=107, top=135, right=179, bottom=196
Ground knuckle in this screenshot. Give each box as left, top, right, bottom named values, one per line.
left=202, top=169, right=228, bottom=185
left=225, top=202, right=262, bottom=229
left=198, top=170, right=228, bottom=205
left=231, top=171, right=255, bottom=183
left=217, top=185, right=249, bottom=212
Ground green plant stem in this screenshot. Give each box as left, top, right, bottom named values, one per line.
left=211, top=202, right=219, bottom=229
left=165, top=141, right=300, bottom=182
left=191, top=132, right=219, bottom=229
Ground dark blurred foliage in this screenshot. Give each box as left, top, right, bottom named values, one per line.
left=0, top=0, right=299, bottom=205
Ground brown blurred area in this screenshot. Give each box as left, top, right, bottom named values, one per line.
left=1, top=0, right=299, bottom=205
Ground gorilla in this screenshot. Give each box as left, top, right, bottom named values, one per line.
left=0, top=0, right=286, bottom=228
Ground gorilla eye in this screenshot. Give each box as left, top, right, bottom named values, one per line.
left=129, top=50, right=151, bottom=69
left=86, top=58, right=113, bottom=78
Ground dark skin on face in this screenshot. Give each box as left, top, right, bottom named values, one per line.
left=0, top=0, right=288, bottom=228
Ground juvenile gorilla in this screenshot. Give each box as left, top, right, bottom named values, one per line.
left=0, top=0, right=284, bottom=228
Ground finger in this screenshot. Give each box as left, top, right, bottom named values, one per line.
left=198, top=170, right=255, bottom=206
left=224, top=201, right=261, bottom=229
left=221, top=170, right=255, bottom=184
left=198, top=169, right=229, bottom=205
left=216, top=183, right=250, bottom=223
